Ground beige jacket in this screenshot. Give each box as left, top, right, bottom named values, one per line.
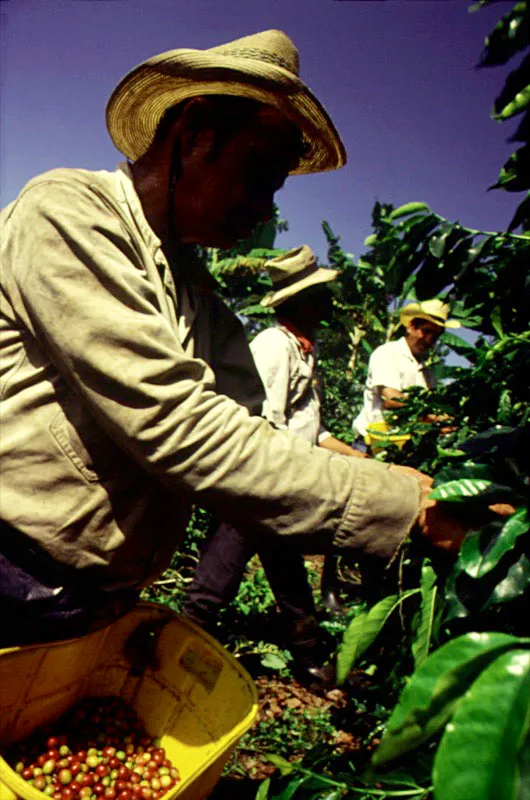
left=0, top=164, right=420, bottom=589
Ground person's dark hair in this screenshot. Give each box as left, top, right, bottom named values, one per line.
left=153, top=95, right=308, bottom=163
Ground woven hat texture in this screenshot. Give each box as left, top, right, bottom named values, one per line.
left=261, top=245, right=338, bottom=308
left=106, top=29, right=346, bottom=175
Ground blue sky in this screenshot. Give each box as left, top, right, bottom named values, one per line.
left=1, top=0, right=520, bottom=266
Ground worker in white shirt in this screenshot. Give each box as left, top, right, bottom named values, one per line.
left=183, top=246, right=365, bottom=686
left=352, top=299, right=461, bottom=446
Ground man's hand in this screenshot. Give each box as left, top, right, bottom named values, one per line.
left=416, top=499, right=516, bottom=552
left=389, top=465, right=516, bottom=552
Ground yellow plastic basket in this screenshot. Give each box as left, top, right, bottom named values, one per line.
left=0, top=602, right=258, bottom=800
left=365, top=421, right=411, bottom=453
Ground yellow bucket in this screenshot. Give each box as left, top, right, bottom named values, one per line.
left=0, top=602, right=258, bottom=800
left=365, top=421, right=411, bottom=454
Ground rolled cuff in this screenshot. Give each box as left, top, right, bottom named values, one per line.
left=333, top=459, right=421, bottom=561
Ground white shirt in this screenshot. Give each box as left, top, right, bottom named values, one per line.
left=250, top=325, right=330, bottom=445
left=353, top=337, right=436, bottom=437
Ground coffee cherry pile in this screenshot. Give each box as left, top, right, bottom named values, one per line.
left=6, top=696, right=180, bottom=800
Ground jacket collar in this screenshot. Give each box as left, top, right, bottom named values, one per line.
left=277, top=318, right=314, bottom=354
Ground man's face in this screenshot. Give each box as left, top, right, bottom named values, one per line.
left=173, top=106, right=302, bottom=248
left=406, top=319, right=443, bottom=358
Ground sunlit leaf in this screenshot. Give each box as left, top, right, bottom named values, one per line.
left=264, top=754, right=295, bottom=776
left=429, top=478, right=493, bottom=501
left=485, top=553, right=530, bottom=606
left=372, top=633, right=524, bottom=766
left=336, top=591, right=419, bottom=684
left=388, top=201, right=430, bottom=220
left=433, top=649, right=530, bottom=800
left=412, top=561, right=438, bottom=669
left=475, top=508, right=529, bottom=577
left=255, top=777, right=271, bottom=800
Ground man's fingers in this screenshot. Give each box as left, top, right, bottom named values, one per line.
left=488, top=503, right=516, bottom=517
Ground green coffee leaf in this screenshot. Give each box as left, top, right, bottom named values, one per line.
left=336, top=591, right=419, bottom=684
left=469, top=508, right=529, bottom=578
left=412, top=561, right=438, bottom=669
left=429, top=478, right=493, bottom=501
left=255, top=778, right=271, bottom=800
left=264, top=754, right=295, bottom=776
left=372, top=632, right=525, bottom=766
left=388, top=202, right=430, bottom=220
left=433, top=649, right=530, bottom=800
left=485, top=553, right=530, bottom=607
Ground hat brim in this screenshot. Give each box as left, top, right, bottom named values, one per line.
left=106, top=50, right=346, bottom=175
left=399, top=311, right=461, bottom=329
left=261, top=267, right=338, bottom=308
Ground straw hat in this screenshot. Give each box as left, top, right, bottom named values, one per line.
left=399, top=299, right=461, bottom=329
left=261, top=245, right=338, bottom=308
left=105, top=29, right=346, bottom=175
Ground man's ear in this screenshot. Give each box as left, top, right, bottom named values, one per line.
left=177, top=97, right=216, bottom=158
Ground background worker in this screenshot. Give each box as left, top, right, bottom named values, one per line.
left=352, top=299, right=461, bottom=447
left=183, top=246, right=365, bottom=684
left=0, top=30, right=466, bottom=648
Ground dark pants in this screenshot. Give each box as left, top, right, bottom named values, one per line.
left=0, top=520, right=137, bottom=647
left=182, top=521, right=319, bottom=632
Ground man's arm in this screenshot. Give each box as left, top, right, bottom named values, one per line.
left=3, top=178, right=463, bottom=561
left=379, top=386, right=408, bottom=409
left=319, top=435, right=367, bottom=458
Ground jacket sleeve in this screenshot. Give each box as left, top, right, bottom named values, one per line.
left=4, top=179, right=420, bottom=561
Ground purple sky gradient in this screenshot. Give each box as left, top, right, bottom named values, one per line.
left=0, top=0, right=521, bottom=265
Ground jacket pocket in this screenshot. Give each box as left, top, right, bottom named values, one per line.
left=50, top=397, right=130, bottom=483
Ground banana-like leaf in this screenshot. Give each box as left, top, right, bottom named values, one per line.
left=433, top=649, right=530, bottom=800
left=336, top=591, right=419, bottom=684
left=372, top=632, right=525, bottom=766
left=412, top=561, right=438, bottom=669
left=462, top=508, right=529, bottom=578
left=440, top=332, right=477, bottom=361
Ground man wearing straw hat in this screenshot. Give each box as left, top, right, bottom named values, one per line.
left=0, top=30, right=465, bottom=646
left=352, top=299, right=461, bottom=445
left=183, top=245, right=365, bottom=684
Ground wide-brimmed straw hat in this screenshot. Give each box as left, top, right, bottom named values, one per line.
left=261, top=245, right=339, bottom=308
left=106, top=29, right=346, bottom=175
left=399, top=299, right=461, bottom=329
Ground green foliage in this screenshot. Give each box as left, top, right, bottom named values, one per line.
left=476, top=0, right=530, bottom=230
left=142, top=7, right=530, bottom=799
left=411, top=561, right=439, bottom=669
left=336, top=591, right=419, bottom=685
left=372, top=632, right=530, bottom=800
left=239, top=706, right=340, bottom=762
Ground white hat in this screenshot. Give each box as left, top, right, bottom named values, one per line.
left=106, top=29, right=346, bottom=175
left=399, top=299, right=461, bottom=329
left=261, top=245, right=338, bottom=308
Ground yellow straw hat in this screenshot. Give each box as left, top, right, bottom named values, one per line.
left=261, top=245, right=339, bottom=308
left=105, top=29, right=346, bottom=175
left=399, top=299, right=461, bottom=329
